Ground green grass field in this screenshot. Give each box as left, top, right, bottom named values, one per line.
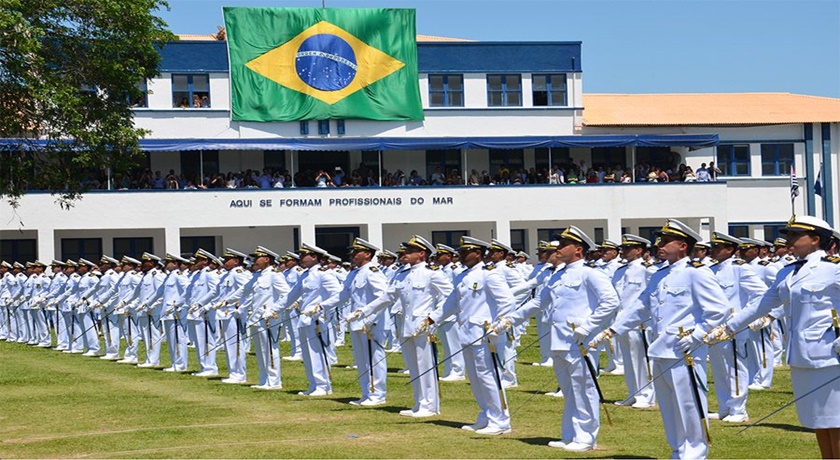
left=0, top=328, right=818, bottom=458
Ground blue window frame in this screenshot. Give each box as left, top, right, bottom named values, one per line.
left=510, top=229, right=526, bottom=252
left=432, top=230, right=469, bottom=248
left=428, top=74, right=464, bottom=107
left=760, top=143, right=794, bottom=176
left=763, top=224, right=785, bottom=241
left=318, top=120, right=330, bottom=135
left=532, top=74, right=567, bottom=106
left=728, top=225, right=749, bottom=238
left=716, top=144, right=750, bottom=176
left=487, top=74, right=521, bottom=107
left=171, top=74, right=210, bottom=108
left=299, top=121, right=309, bottom=135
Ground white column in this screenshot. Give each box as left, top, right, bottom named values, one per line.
left=37, top=228, right=55, bottom=263
left=494, top=219, right=511, bottom=245
left=366, top=222, right=384, bottom=248
left=606, top=214, right=622, bottom=242
left=299, top=223, right=316, bottom=244
left=164, top=227, right=181, bottom=256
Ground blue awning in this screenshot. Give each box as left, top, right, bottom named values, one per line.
left=0, top=134, right=719, bottom=152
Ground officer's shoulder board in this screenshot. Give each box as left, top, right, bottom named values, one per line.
left=642, top=261, right=654, bottom=267
left=369, top=266, right=379, bottom=272
left=822, top=256, right=840, bottom=264
left=235, top=267, right=244, bottom=273
left=585, top=261, right=597, bottom=268
left=429, top=265, right=441, bottom=271
left=758, top=260, right=770, bottom=266
left=295, top=266, right=304, bottom=272
left=483, top=264, right=496, bottom=270
left=319, top=266, right=330, bottom=271
left=733, top=259, right=747, bottom=265
left=273, top=267, right=283, bottom=273
left=452, top=262, right=460, bottom=268
left=216, top=269, right=225, bottom=274
left=506, top=261, right=516, bottom=268
left=151, top=269, right=158, bottom=275
left=690, top=261, right=706, bottom=268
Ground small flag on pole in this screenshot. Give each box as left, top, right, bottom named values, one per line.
left=790, top=166, right=800, bottom=200
left=815, top=165, right=823, bottom=197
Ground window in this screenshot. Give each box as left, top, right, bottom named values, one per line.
left=336, top=120, right=346, bottom=135
left=318, top=120, right=330, bottom=135
left=763, top=224, right=785, bottom=242
left=171, top=74, right=210, bottom=108
left=0, top=239, right=37, bottom=262
left=428, top=74, right=464, bottom=107
left=299, top=121, right=309, bottom=135
left=532, top=74, right=567, bottom=106
left=593, top=228, right=604, bottom=244
left=728, top=225, right=749, bottom=238
left=591, top=147, right=626, bottom=169
left=760, top=144, right=794, bottom=176
left=489, top=149, right=524, bottom=177
left=535, top=147, right=571, bottom=171
left=432, top=230, right=469, bottom=248
left=61, top=238, right=102, bottom=261
left=638, top=226, right=661, bottom=244
left=426, top=149, right=462, bottom=184
left=537, top=228, right=565, bottom=242
left=113, top=237, right=153, bottom=260
left=487, top=74, right=521, bottom=107
left=717, top=144, right=750, bottom=176
left=510, top=230, right=526, bottom=252
left=181, top=236, right=216, bottom=256
left=129, top=80, right=148, bottom=108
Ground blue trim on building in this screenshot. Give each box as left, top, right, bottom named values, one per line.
left=158, top=40, right=583, bottom=73
left=820, top=123, right=834, bottom=226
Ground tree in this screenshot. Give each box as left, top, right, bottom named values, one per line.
left=0, top=0, right=175, bottom=208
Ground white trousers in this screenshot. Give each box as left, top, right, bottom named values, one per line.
left=137, top=314, right=161, bottom=365
left=618, top=328, right=655, bottom=405
left=64, top=311, right=84, bottom=352
left=708, top=339, right=748, bottom=416
left=121, top=315, right=141, bottom=360
left=403, top=334, right=439, bottom=413
left=350, top=329, right=387, bottom=402
left=164, top=318, right=188, bottom=370
left=78, top=311, right=100, bottom=353
left=252, top=322, right=282, bottom=387
left=219, top=317, right=247, bottom=380
left=188, top=318, right=218, bottom=373
left=652, top=358, right=709, bottom=459
left=747, top=329, right=774, bottom=387
left=300, top=322, right=332, bottom=393
left=438, top=321, right=465, bottom=377
left=464, top=341, right=510, bottom=430
left=102, top=313, right=121, bottom=355
left=552, top=350, right=600, bottom=445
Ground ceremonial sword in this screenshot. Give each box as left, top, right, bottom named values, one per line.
left=571, top=322, right=612, bottom=426
left=679, top=326, right=711, bottom=444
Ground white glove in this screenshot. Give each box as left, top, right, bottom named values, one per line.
left=749, top=316, right=773, bottom=331
left=703, top=325, right=734, bottom=344
left=489, top=317, right=512, bottom=334
left=589, top=329, right=615, bottom=349
left=261, top=310, right=278, bottom=321
left=302, top=304, right=321, bottom=317
left=134, top=303, right=146, bottom=313
left=676, top=329, right=704, bottom=354
left=346, top=310, right=363, bottom=323
left=832, top=337, right=840, bottom=355
left=415, top=318, right=436, bottom=336
left=569, top=320, right=592, bottom=344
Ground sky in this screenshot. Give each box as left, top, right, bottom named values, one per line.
left=157, top=0, right=840, bottom=97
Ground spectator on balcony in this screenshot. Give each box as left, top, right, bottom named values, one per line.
left=447, top=168, right=462, bottom=185
left=658, top=168, right=670, bottom=183
left=315, top=170, right=331, bottom=188
left=603, top=168, right=616, bottom=183
left=192, top=94, right=202, bottom=108
left=620, top=171, right=632, bottom=183
left=683, top=166, right=697, bottom=182
left=696, top=163, right=710, bottom=182
left=333, top=167, right=344, bottom=186
left=549, top=166, right=564, bottom=184
left=430, top=167, right=445, bottom=185
left=709, top=161, right=721, bottom=181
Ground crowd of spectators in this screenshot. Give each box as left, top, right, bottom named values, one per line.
left=69, top=160, right=722, bottom=191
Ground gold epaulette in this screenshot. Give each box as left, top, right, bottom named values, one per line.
left=733, top=259, right=746, bottom=265
left=235, top=268, right=244, bottom=273
left=690, top=261, right=706, bottom=268
left=642, top=261, right=654, bottom=267
left=369, top=266, right=379, bottom=272
left=758, top=260, right=770, bottom=266
left=506, top=261, right=516, bottom=268
left=319, top=266, right=330, bottom=271
left=484, top=264, right=496, bottom=270
left=429, top=265, right=441, bottom=270
left=822, top=256, right=840, bottom=264
left=273, top=267, right=283, bottom=273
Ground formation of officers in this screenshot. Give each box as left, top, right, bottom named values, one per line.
left=2, top=215, right=840, bottom=459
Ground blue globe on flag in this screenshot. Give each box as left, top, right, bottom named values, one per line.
left=295, top=34, right=358, bottom=91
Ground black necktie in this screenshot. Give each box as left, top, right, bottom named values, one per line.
left=791, top=259, right=807, bottom=276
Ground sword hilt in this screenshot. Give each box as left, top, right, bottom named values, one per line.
left=832, top=309, right=840, bottom=339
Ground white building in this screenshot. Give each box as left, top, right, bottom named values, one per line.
left=2, top=35, right=839, bottom=262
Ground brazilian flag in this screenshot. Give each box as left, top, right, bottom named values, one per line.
left=223, top=7, right=424, bottom=122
